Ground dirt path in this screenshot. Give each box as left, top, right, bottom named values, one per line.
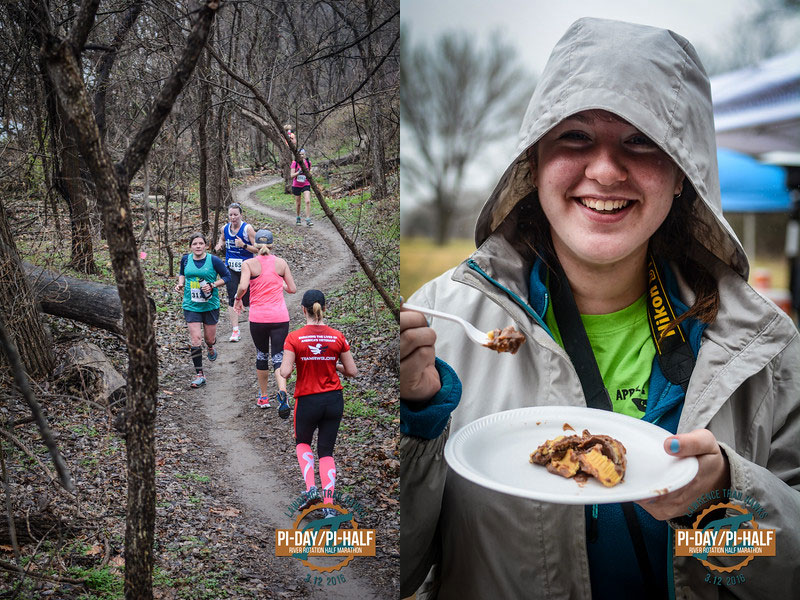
left=186, top=178, right=381, bottom=597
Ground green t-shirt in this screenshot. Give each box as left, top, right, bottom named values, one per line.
left=545, top=293, right=654, bottom=418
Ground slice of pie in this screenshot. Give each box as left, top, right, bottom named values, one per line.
left=530, top=429, right=627, bottom=487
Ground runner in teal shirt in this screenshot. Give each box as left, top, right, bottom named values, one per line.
left=175, top=232, right=231, bottom=388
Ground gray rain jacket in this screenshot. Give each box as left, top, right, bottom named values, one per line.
left=401, top=18, right=800, bottom=600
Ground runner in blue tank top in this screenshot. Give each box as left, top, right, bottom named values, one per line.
left=214, top=202, right=256, bottom=342
left=175, top=232, right=231, bottom=388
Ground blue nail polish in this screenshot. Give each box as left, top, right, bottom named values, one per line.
left=670, top=438, right=680, bottom=454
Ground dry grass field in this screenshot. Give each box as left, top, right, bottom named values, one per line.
left=400, top=237, right=476, bottom=300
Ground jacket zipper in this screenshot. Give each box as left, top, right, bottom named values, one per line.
left=466, top=259, right=554, bottom=338
left=588, top=504, right=599, bottom=542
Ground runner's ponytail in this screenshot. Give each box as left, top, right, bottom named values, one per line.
left=312, top=302, right=323, bottom=322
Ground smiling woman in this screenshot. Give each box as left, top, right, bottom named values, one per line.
left=399, top=16, right=800, bottom=600
left=533, top=109, right=683, bottom=308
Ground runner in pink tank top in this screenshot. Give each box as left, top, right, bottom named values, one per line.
left=234, top=229, right=297, bottom=415
left=248, top=254, right=290, bottom=323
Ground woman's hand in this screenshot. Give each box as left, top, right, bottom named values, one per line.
left=400, top=310, right=441, bottom=402
left=174, top=282, right=182, bottom=293
left=233, top=297, right=243, bottom=314
left=636, top=429, right=730, bottom=521
left=235, top=237, right=244, bottom=248
left=201, top=282, right=213, bottom=295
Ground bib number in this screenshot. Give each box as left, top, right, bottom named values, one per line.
left=228, top=258, right=243, bottom=272
left=189, top=279, right=209, bottom=303
left=296, top=174, right=307, bottom=184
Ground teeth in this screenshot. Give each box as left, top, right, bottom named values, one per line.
left=580, top=198, right=630, bottom=211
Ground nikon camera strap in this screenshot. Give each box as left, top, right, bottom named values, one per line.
left=646, top=254, right=695, bottom=393
left=550, top=254, right=693, bottom=600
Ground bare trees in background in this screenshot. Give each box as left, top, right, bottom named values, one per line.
left=400, top=29, right=532, bottom=244
left=698, top=0, right=800, bottom=75
left=0, top=1, right=397, bottom=594
left=0, top=0, right=398, bottom=270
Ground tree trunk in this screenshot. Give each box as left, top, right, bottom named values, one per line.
left=93, top=1, right=145, bottom=141
left=217, top=106, right=232, bottom=208
left=198, top=54, right=211, bottom=235
left=0, top=201, right=56, bottom=380
left=39, top=2, right=220, bottom=596
left=434, top=189, right=452, bottom=246
left=365, top=10, right=388, bottom=201
left=55, top=107, right=98, bottom=275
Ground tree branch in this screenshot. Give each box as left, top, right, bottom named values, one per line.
left=68, top=0, right=101, bottom=53
left=117, top=0, right=221, bottom=184
left=93, top=1, right=145, bottom=139
left=0, top=316, right=74, bottom=493
left=302, top=32, right=398, bottom=116
left=301, top=9, right=398, bottom=65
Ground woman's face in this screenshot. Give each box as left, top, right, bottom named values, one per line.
left=531, top=110, right=684, bottom=270
left=190, top=236, right=206, bottom=255
left=228, top=207, right=242, bottom=224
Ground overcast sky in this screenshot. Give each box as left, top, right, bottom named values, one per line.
left=401, top=0, right=765, bottom=74
left=400, top=0, right=798, bottom=207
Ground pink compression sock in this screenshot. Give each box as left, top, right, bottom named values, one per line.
left=296, top=444, right=316, bottom=491
left=319, top=456, right=336, bottom=505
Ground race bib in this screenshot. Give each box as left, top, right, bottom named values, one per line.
left=189, top=279, right=208, bottom=303
left=296, top=174, right=307, bottom=184
left=228, top=258, right=243, bottom=272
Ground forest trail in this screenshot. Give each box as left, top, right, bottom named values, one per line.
left=182, top=177, right=378, bottom=597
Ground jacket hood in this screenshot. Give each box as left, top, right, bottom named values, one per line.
left=475, top=17, right=749, bottom=279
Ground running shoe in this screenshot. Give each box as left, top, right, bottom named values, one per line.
left=207, top=347, right=217, bottom=361
left=296, top=216, right=301, bottom=225
left=256, top=394, right=271, bottom=409
left=277, top=391, right=291, bottom=419
left=298, top=486, right=322, bottom=511
left=306, top=218, right=313, bottom=227
left=229, top=328, right=241, bottom=342
left=322, top=508, right=339, bottom=519
left=190, top=374, right=206, bottom=388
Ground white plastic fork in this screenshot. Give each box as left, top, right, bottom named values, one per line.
left=401, top=303, right=491, bottom=346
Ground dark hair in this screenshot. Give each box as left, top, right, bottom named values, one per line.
left=649, top=185, right=720, bottom=331
left=189, top=232, right=207, bottom=245
left=506, top=184, right=720, bottom=331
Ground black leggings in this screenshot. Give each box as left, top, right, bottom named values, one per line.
left=250, top=321, right=289, bottom=370
left=294, top=389, right=343, bottom=458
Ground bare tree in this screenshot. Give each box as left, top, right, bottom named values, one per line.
left=31, top=1, right=221, bottom=597
left=401, top=29, right=532, bottom=244
left=698, top=0, right=800, bottom=75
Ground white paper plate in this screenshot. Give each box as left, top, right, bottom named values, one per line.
left=444, top=406, right=698, bottom=504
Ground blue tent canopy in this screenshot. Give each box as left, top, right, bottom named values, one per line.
left=718, top=147, right=791, bottom=213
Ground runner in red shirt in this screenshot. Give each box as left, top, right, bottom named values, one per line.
left=280, top=289, right=357, bottom=518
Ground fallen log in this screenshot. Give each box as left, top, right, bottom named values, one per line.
left=328, top=156, right=399, bottom=196
left=0, top=513, right=72, bottom=545
left=22, top=263, right=154, bottom=335
left=53, top=340, right=127, bottom=405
